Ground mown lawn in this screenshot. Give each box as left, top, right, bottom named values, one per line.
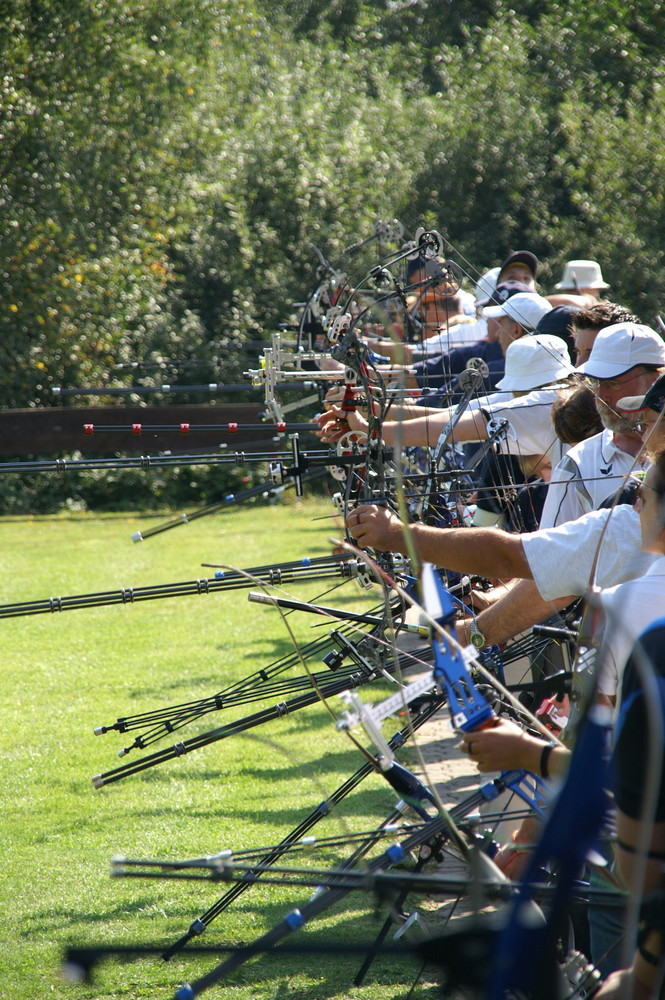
left=0, top=496, right=443, bottom=1000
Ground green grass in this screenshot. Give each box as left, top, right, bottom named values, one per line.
left=0, top=497, right=443, bottom=1000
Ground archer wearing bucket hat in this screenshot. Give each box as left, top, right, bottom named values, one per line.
left=494, top=335, right=573, bottom=393
left=555, top=259, right=610, bottom=294
left=470, top=334, right=571, bottom=528
left=548, top=259, right=611, bottom=310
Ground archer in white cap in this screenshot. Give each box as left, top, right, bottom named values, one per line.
left=576, top=321, right=665, bottom=380
left=483, top=291, right=553, bottom=345
left=540, top=321, right=665, bottom=528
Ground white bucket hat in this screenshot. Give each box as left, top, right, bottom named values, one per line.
left=483, top=291, right=552, bottom=332
left=555, top=259, right=610, bottom=291
left=576, top=322, right=665, bottom=379
left=495, top=335, right=573, bottom=391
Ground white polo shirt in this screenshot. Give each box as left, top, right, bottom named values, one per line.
left=539, top=429, right=646, bottom=529
left=522, top=505, right=657, bottom=602
left=598, top=555, right=665, bottom=698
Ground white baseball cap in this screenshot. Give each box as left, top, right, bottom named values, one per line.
left=483, top=291, right=552, bottom=332
left=474, top=267, right=501, bottom=304
left=576, top=322, right=665, bottom=379
left=495, top=335, right=573, bottom=391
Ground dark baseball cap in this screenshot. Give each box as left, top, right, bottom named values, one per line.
left=535, top=304, right=580, bottom=337
left=618, top=371, right=665, bottom=414
left=498, top=250, right=538, bottom=280
left=477, top=279, right=532, bottom=309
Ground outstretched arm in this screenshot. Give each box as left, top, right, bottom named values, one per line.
left=345, top=504, right=530, bottom=579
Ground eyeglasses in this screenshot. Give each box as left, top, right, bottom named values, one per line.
left=585, top=369, right=648, bottom=391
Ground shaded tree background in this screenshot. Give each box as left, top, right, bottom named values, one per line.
left=1, top=0, right=664, bottom=506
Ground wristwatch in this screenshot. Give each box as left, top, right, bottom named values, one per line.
left=469, top=617, right=487, bottom=650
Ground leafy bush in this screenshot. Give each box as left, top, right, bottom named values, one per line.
left=2, top=0, right=665, bottom=510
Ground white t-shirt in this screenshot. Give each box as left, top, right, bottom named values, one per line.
left=598, top=555, right=665, bottom=698
left=466, top=390, right=513, bottom=411
left=481, top=388, right=566, bottom=465
left=522, top=505, right=657, bottom=602
left=539, top=429, right=645, bottom=529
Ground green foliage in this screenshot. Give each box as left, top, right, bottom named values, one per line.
left=0, top=459, right=258, bottom=515
left=2, top=0, right=665, bottom=512
left=0, top=0, right=225, bottom=407
left=168, top=32, right=435, bottom=361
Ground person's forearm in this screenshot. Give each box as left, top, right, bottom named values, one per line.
left=401, top=523, right=532, bottom=579
left=503, top=733, right=569, bottom=780
left=381, top=408, right=488, bottom=447
left=474, top=578, right=575, bottom=646
left=380, top=415, right=443, bottom=446
left=384, top=402, right=447, bottom=422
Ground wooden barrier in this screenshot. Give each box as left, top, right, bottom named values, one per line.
left=0, top=404, right=278, bottom=456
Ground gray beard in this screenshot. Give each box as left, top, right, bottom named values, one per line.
left=596, top=398, right=638, bottom=434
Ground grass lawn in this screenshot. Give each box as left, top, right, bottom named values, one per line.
left=0, top=495, right=444, bottom=1000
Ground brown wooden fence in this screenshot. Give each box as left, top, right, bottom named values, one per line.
left=0, top=404, right=279, bottom=456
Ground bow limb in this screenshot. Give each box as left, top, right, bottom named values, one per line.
left=420, top=562, right=553, bottom=831
left=488, top=696, right=614, bottom=1000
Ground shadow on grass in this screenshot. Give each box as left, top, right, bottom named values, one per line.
left=196, top=789, right=409, bottom=825
left=126, top=675, right=228, bottom=698
left=169, top=906, right=443, bottom=999
left=19, top=895, right=194, bottom=936
left=33, top=877, right=449, bottom=999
